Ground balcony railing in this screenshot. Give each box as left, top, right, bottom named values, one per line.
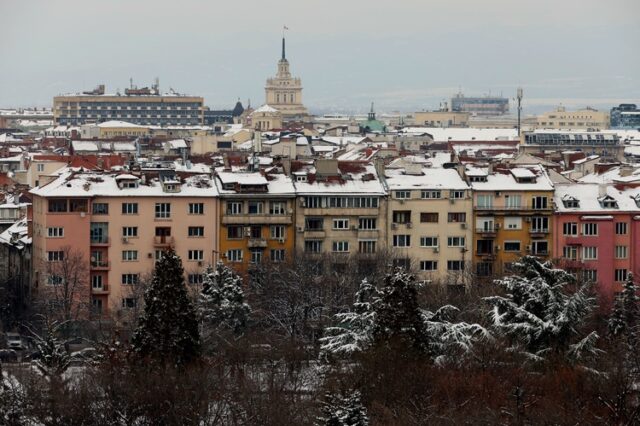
left=90, top=260, right=110, bottom=270
left=154, top=236, right=174, bottom=247
left=529, top=228, right=550, bottom=234
left=247, top=238, right=268, bottom=248
left=90, top=236, right=110, bottom=246
left=91, top=284, right=109, bottom=294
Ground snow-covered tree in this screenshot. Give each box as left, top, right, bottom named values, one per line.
left=131, top=249, right=200, bottom=365
left=30, top=318, right=71, bottom=380
left=609, top=272, right=640, bottom=341
left=320, top=269, right=488, bottom=362
left=319, top=278, right=377, bottom=357
left=199, top=262, right=250, bottom=337
left=316, top=390, right=369, bottom=426
left=0, top=365, right=28, bottom=426
left=485, top=256, right=599, bottom=362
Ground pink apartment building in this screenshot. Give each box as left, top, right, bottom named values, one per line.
left=554, top=183, right=640, bottom=304
left=31, top=169, right=219, bottom=318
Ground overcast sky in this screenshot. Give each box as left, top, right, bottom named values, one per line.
left=1, top=0, right=638, bottom=114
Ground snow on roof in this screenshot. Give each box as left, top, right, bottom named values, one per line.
left=402, top=127, right=518, bottom=142
left=215, top=170, right=295, bottom=195
left=252, top=104, right=279, bottom=114
left=96, top=120, right=148, bottom=128
left=510, top=168, right=536, bottom=179
left=0, top=218, right=30, bottom=249
left=469, top=165, right=554, bottom=191
left=294, top=163, right=385, bottom=195
left=71, top=141, right=100, bottom=152
left=385, top=167, right=469, bottom=190
left=114, top=174, right=139, bottom=180
left=216, top=171, right=268, bottom=186
left=554, top=183, right=640, bottom=212
left=578, top=166, right=640, bottom=184
left=320, top=136, right=368, bottom=146
left=166, top=139, right=188, bottom=149
left=31, top=170, right=217, bottom=198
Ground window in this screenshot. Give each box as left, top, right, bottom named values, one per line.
left=304, top=240, right=322, bottom=253
left=92, top=203, right=109, bottom=215
left=582, top=223, right=598, bottom=236
left=248, top=201, right=264, bottom=215
left=504, top=217, right=522, bottom=230
left=615, top=269, right=629, bottom=282
left=333, top=218, right=349, bottom=230
left=122, top=203, right=138, bottom=215
left=188, top=226, right=204, bottom=237
left=531, top=240, right=549, bottom=255
left=48, top=199, right=67, bottom=213
left=476, top=217, right=494, bottom=232
left=395, top=191, right=411, bottom=199
left=122, top=227, right=138, bottom=237
left=615, top=245, right=628, bottom=259
left=91, top=275, right=102, bottom=290
left=447, top=261, right=464, bottom=271
left=48, top=275, right=64, bottom=286
left=47, top=227, right=64, bottom=238
left=122, top=250, right=138, bottom=261
left=249, top=226, right=261, bottom=238
left=121, top=273, right=139, bottom=285
left=531, top=217, right=549, bottom=233
left=188, top=203, right=204, bottom=215
left=188, top=274, right=204, bottom=285
left=250, top=249, right=262, bottom=264
left=420, top=213, right=438, bottom=223
left=332, top=241, right=349, bottom=252
left=270, top=249, right=286, bottom=262
left=476, top=195, right=493, bottom=209
left=504, top=241, right=521, bottom=252
left=358, top=218, right=377, bottom=230
left=476, top=239, right=493, bottom=255
left=47, top=251, right=64, bottom=262
left=226, top=202, right=243, bottom=215
left=227, top=249, right=243, bottom=262
left=227, top=226, right=243, bottom=239
left=155, top=203, right=171, bottom=219
left=583, top=270, right=597, bottom=282
left=505, top=194, right=521, bottom=209
left=616, top=222, right=628, bottom=235
left=476, top=262, right=493, bottom=277
left=92, top=298, right=103, bottom=313
left=450, top=190, right=465, bottom=199
left=188, top=250, right=204, bottom=261
left=122, top=298, right=137, bottom=309
left=270, top=225, right=285, bottom=239
left=420, top=237, right=438, bottom=247
left=420, top=261, right=438, bottom=271
left=563, top=246, right=578, bottom=260
left=563, top=222, right=578, bottom=236
left=358, top=240, right=377, bottom=254
left=69, top=199, right=88, bottom=212
left=447, top=237, right=465, bottom=247
left=393, top=235, right=411, bottom=247
left=392, top=211, right=411, bottom=224
left=448, top=212, right=466, bottom=223
left=305, top=217, right=324, bottom=230
left=421, top=190, right=441, bottom=199
left=37, top=163, right=45, bottom=172
left=269, top=201, right=286, bottom=215
left=532, top=196, right=548, bottom=210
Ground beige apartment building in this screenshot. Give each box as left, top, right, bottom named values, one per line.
left=293, top=160, right=387, bottom=267
left=384, top=163, right=473, bottom=284
left=413, top=111, right=470, bottom=128
left=30, top=169, right=219, bottom=319
left=536, top=106, right=609, bottom=130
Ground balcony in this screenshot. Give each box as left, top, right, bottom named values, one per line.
left=529, top=228, right=550, bottom=237
left=90, top=237, right=110, bottom=247
left=90, top=260, right=110, bottom=271
left=476, top=227, right=497, bottom=237
left=357, top=229, right=379, bottom=239
left=222, top=215, right=292, bottom=225
left=154, top=236, right=174, bottom=247
left=91, top=284, right=110, bottom=295
left=247, top=238, right=268, bottom=248
left=303, top=230, right=326, bottom=238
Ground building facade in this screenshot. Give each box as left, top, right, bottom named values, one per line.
left=451, top=93, right=509, bottom=116
left=610, top=104, right=640, bottom=129
left=536, top=106, right=609, bottom=130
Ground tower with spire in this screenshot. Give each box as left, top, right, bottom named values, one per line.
left=264, top=34, right=308, bottom=119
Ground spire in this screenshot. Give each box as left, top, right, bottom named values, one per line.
left=281, top=37, right=286, bottom=60
left=368, top=102, right=376, bottom=120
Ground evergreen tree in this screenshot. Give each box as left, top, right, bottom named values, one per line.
left=485, top=256, right=599, bottom=362
left=609, top=272, right=640, bottom=340
left=316, top=390, right=369, bottom=426
left=0, top=364, right=28, bottom=426
left=131, top=249, right=200, bottom=365
left=199, top=262, right=250, bottom=338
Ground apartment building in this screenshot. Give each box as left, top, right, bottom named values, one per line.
left=466, top=164, right=555, bottom=277
left=30, top=169, right=219, bottom=316
left=554, top=183, right=640, bottom=302
left=384, top=163, right=472, bottom=284
left=522, top=130, right=624, bottom=162
left=215, top=169, right=296, bottom=270
left=536, top=106, right=609, bottom=130
left=293, top=160, right=387, bottom=266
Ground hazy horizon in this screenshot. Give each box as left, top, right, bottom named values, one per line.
left=1, top=0, right=638, bottom=115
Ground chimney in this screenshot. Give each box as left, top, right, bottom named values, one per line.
left=598, top=183, right=607, bottom=198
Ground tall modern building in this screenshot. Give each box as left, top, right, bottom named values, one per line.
left=264, top=37, right=308, bottom=119
left=610, top=104, right=640, bottom=129
left=451, top=92, right=509, bottom=116
left=53, top=83, right=205, bottom=126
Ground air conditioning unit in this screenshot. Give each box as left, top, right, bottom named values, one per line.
left=449, top=198, right=455, bottom=204
left=526, top=245, right=532, bottom=252
left=495, top=223, right=501, bottom=230
left=197, top=261, right=203, bottom=267
left=460, top=223, right=467, bottom=229
left=495, top=191, right=501, bottom=196
left=122, top=237, right=129, bottom=244
left=244, top=227, right=251, bottom=237
left=525, top=217, right=531, bottom=223
left=350, top=225, right=358, bottom=231
left=495, top=245, right=501, bottom=251
left=148, top=253, right=153, bottom=258
left=297, top=226, right=304, bottom=232
left=399, top=199, right=405, bottom=204
left=391, top=223, right=398, bottom=230
left=299, top=199, right=307, bottom=207
left=277, top=238, right=285, bottom=244
left=406, top=222, right=413, bottom=229
left=433, top=247, right=439, bottom=253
